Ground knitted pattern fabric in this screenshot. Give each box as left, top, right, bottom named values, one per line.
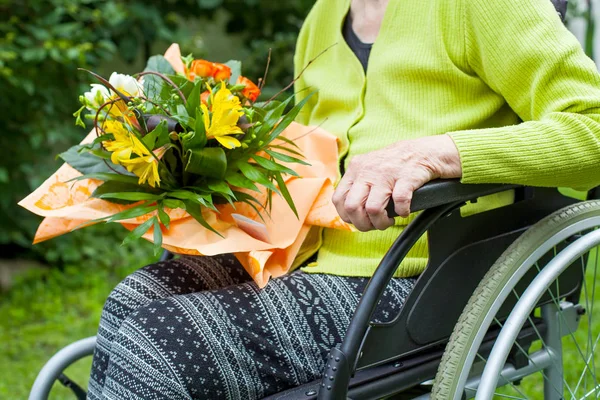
left=293, top=0, right=600, bottom=278
left=87, top=255, right=416, bottom=399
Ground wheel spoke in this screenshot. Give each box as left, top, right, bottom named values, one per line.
left=590, top=246, right=598, bottom=385
left=573, top=331, right=600, bottom=395
left=492, top=391, right=530, bottom=400
left=580, top=383, right=600, bottom=399
left=465, top=385, right=529, bottom=400
left=506, top=289, right=575, bottom=398
left=475, top=352, right=531, bottom=399
left=541, top=279, right=596, bottom=385
left=582, top=253, right=591, bottom=396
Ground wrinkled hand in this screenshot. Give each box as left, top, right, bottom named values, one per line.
left=332, top=135, right=462, bottom=231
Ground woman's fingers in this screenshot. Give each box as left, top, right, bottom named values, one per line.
left=366, top=186, right=394, bottom=230
left=343, top=183, right=373, bottom=231
left=332, top=169, right=356, bottom=222
left=392, top=180, right=414, bottom=218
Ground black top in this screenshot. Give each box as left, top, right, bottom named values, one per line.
left=343, top=13, right=373, bottom=72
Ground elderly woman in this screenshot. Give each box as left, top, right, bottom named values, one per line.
left=88, top=0, right=600, bottom=398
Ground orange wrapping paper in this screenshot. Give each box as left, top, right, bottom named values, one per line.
left=18, top=44, right=351, bottom=287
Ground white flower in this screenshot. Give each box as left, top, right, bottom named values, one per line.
left=108, top=72, right=143, bottom=97
left=83, top=84, right=110, bottom=110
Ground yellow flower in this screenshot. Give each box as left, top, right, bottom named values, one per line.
left=101, top=121, right=149, bottom=165
left=202, top=82, right=244, bottom=149
left=120, top=154, right=161, bottom=188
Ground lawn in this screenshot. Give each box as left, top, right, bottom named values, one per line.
left=0, top=229, right=156, bottom=399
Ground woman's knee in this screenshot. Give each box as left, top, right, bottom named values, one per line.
left=97, top=261, right=179, bottom=340
left=108, top=294, right=256, bottom=400
left=103, top=298, right=192, bottom=399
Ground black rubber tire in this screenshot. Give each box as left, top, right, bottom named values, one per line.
left=431, top=200, right=600, bottom=399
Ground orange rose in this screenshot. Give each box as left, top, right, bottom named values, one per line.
left=200, top=90, right=210, bottom=105
left=212, top=63, right=232, bottom=81
left=187, top=59, right=215, bottom=80
left=236, top=76, right=261, bottom=102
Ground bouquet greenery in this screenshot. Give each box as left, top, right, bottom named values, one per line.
left=66, top=51, right=312, bottom=254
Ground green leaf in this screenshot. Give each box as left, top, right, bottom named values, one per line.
left=224, top=60, right=242, bottom=85
left=87, top=149, right=112, bottom=160
left=227, top=84, right=247, bottom=92
left=167, top=190, right=212, bottom=207
left=275, top=171, right=298, bottom=218
left=142, top=56, right=176, bottom=100
left=225, top=172, right=259, bottom=192
left=253, top=99, right=283, bottom=115
left=170, top=114, right=195, bottom=130
left=143, top=120, right=169, bottom=149
left=180, top=111, right=207, bottom=153
left=237, top=162, right=278, bottom=192
left=182, top=200, right=222, bottom=237
left=172, top=104, right=193, bottom=128
left=267, top=92, right=315, bottom=144
left=263, top=98, right=290, bottom=124
left=251, top=155, right=298, bottom=176
left=185, top=147, right=227, bottom=179
left=232, top=191, right=268, bottom=222
left=153, top=218, right=163, bottom=256
left=60, top=144, right=128, bottom=175
left=122, top=216, right=156, bottom=246
left=163, top=199, right=186, bottom=209
left=268, top=144, right=304, bottom=157
left=254, top=99, right=290, bottom=141
left=186, top=80, right=203, bottom=116
left=78, top=134, right=114, bottom=150
left=158, top=207, right=170, bottom=229
left=194, top=108, right=207, bottom=146
left=206, top=179, right=234, bottom=197
left=96, top=192, right=163, bottom=201
left=105, top=204, right=157, bottom=223
left=73, top=105, right=86, bottom=128
left=92, top=181, right=162, bottom=204
left=144, top=55, right=176, bottom=75
left=265, top=149, right=309, bottom=165
left=68, top=173, right=139, bottom=185
left=167, top=74, right=195, bottom=98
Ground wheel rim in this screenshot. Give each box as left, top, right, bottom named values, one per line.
left=475, top=229, right=600, bottom=399
left=445, top=216, right=600, bottom=399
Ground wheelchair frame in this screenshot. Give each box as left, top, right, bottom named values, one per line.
left=271, top=181, right=586, bottom=400
left=30, top=180, right=593, bottom=400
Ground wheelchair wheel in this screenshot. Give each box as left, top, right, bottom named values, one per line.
left=432, top=200, right=600, bottom=400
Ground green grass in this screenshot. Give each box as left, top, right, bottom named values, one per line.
left=0, top=229, right=156, bottom=399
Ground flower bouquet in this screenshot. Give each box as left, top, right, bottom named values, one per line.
left=19, top=44, right=350, bottom=287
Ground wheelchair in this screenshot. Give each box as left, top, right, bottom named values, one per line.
left=30, top=179, right=600, bottom=400
left=32, top=1, right=600, bottom=398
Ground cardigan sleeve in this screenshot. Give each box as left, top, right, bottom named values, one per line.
left=448, top=0, right=600, bottom=191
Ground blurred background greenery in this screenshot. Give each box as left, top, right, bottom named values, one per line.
left=0, top=0, right=598, bottom=398
left=0, top=0, right=312, bottom=397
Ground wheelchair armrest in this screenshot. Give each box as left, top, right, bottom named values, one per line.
left=386, top=179, right=521, bottom=216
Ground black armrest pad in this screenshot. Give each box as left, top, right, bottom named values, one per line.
left=386, top=179, right=521, bottom=217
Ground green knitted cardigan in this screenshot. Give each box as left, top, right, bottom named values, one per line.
left=292, top=0, right=600, bottom=278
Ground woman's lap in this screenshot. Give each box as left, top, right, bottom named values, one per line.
left=88, top=255, right=416, bottom=400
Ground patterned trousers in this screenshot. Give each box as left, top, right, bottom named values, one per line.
left=87, top=255, right=416, bottom=399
